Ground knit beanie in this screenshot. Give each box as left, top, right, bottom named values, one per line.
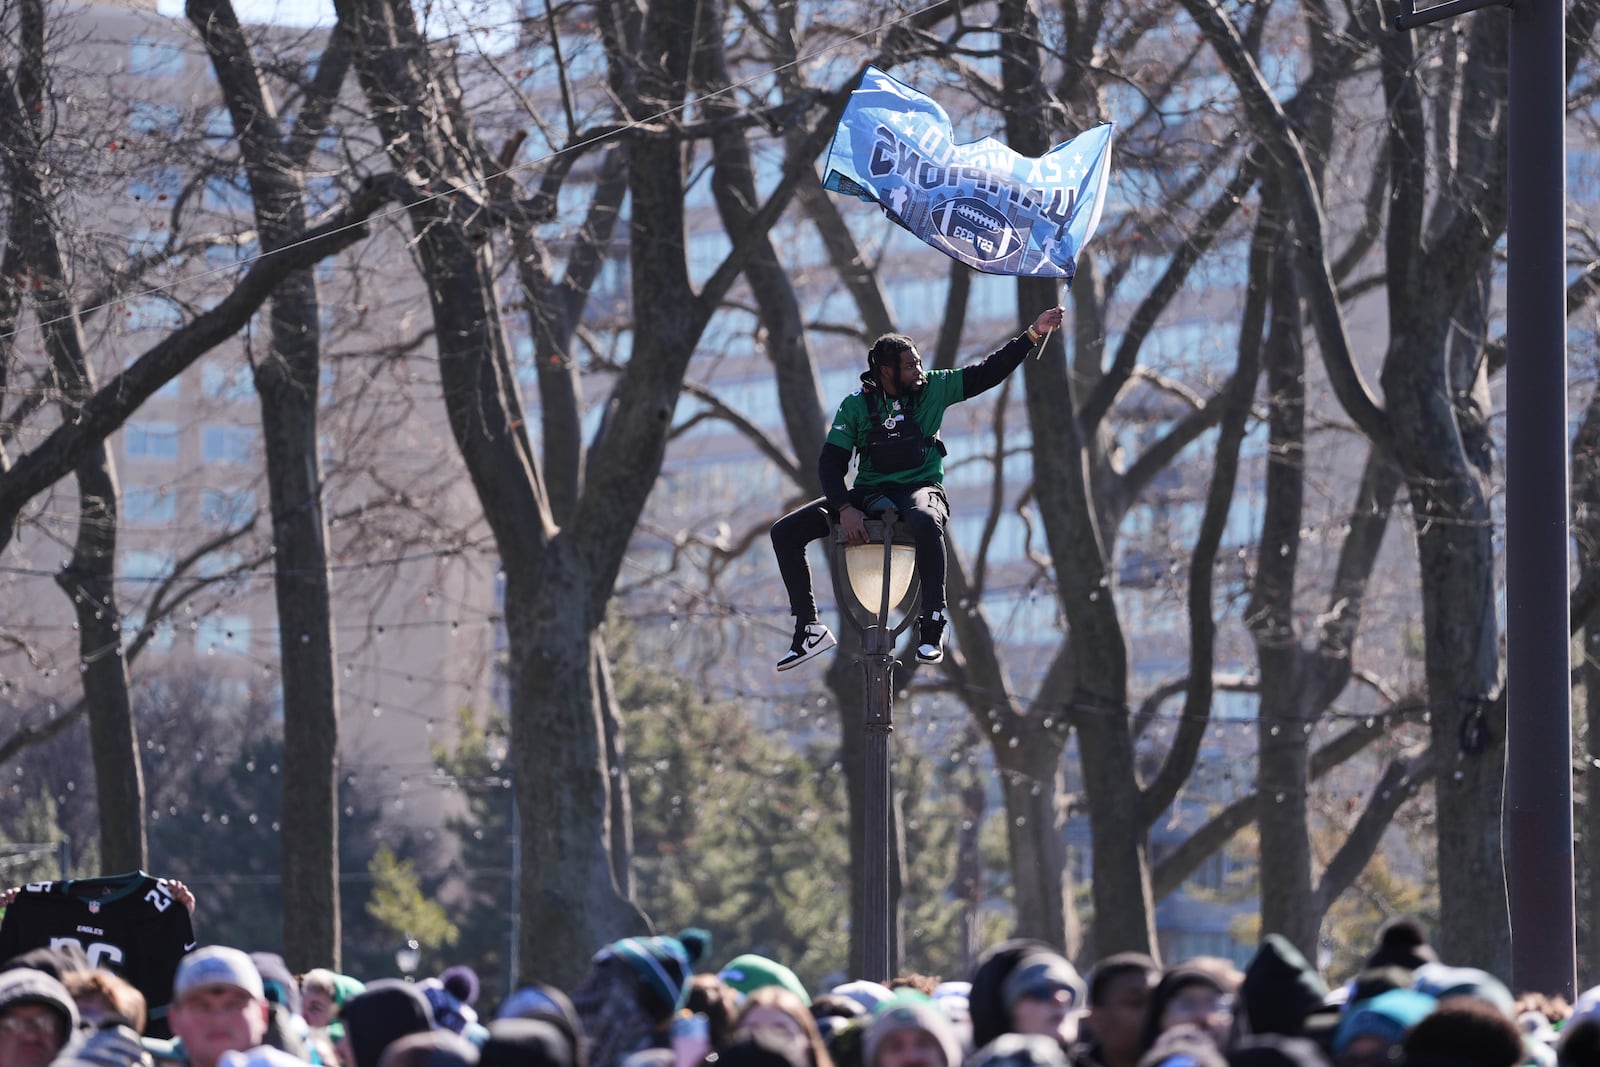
left=831, top=982, right=896, bottom=1016
left=0, top=968, right=79, bottom=1036
left=1364, top=919, right=1438, bottom=972
left=1331, top=990, right=1437, bottom=1059
left=1140, top=969, right=1229, bottom=1053
left=718, top=955, right=811, bottom=1007
left=251, top=953, right=302, bottom=1017
left=1410, top=964, right=1515, bottom=1017
left=1238, top=936, right=1326, bottom=1038
left=862, top=994, right=963, bottom=1067
left=595, top=929, right=711, bottom=1023
left=341, top=979, right=436, bottom=1067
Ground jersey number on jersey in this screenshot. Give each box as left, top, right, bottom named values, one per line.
left=50, top=935, right=126, bottom=969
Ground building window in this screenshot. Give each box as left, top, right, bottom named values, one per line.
left=124, top=485, right=177, bottom=524
left=121, top=549, right=173, bottom=583
left=202, top=425, right=256, bottom=464
left=129, top=37, right=185, bottom=77
left=200, top=488, right=256, bottom=529
left=125, top=421, right=180, bottom=461
left=202, top=362, right=255, bottom=401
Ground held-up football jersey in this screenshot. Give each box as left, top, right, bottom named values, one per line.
left=0, top=870, right=196, bottom=1038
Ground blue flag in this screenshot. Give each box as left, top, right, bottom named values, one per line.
left=823, top=66, right=1114, bottom=284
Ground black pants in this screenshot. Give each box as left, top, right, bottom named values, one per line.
left=770, top=484, right=950, bottom=622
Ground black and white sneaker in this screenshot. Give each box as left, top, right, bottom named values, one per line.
left=916, top=611, right=947, bottom=664
left=777, top=620, right=835, bottom=671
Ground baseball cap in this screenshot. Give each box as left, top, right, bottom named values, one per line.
left=174, top=947, right=265, bottom=1001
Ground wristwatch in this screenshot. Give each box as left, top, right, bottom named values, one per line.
left=1026, top=325, right=1042, bottom=343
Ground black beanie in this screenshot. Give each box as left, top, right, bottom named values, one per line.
left=342, top=979, right=436, bottom=1067
left=1364, top=918, right=1438, bottom=972
left=1238, top=936, right=1327, bottom=1038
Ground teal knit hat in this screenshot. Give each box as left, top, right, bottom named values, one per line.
left=717, top=954, right=812, bottom=1007
left=598, top=928, right=712, bottom=1021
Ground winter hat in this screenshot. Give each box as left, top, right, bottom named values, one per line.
left=480, top=1018, right=578, bottom=1067
left=862, top=994, right=963, bottom=1067
left=1410, top=964, right=1515, bottom=1017
left=1401, top=1000, right=1524, bottom=1067
left=595, top=929, right=711, bottom=1022
left=1000, top=953, right=1086, bottom=1013
left=831, top=982, right=897, bottom=1016
left=251, top=953, right=302, bottom=1017
left=0, top=967, right=79, bottom=1035
left=1239, top=936, right=1327, bottom=1038
left=1225, top=1036, right=1330, bottom=1067
left=1571, top=985, right=1600, bottom=1025
left=719, top=956, right=811, bottom=1007
left=443, top=968, right=481, bottom=1008
left=421, top=978, right=480, bottom=1035
left=1364, top=919, right=1438, bottom=972
left=1140, top=969, right=1230, bottom=1053
left=968, top=1033, right=1073, bottom=1067
left=341, top=978, right=437, bottom=1067
left=1330, top=990, right=1437, bottom=1059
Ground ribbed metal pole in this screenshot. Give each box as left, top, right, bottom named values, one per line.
left=1504, top=0, right=1575, bottom=998
left=861, top=626, right=894, bottom=983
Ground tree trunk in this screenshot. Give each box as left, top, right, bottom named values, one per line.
left=188, top=0, right=347, bottom=967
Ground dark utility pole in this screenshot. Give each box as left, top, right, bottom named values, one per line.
left=1396, top=0, right=1574, bottom=997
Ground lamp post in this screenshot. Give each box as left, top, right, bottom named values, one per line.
left=395, top=935, right=421, bottom=981
left=829, top=505, right=920, bottom=982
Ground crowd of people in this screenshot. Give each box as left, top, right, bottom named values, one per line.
left=1, top=911, right=1597, bottom=1067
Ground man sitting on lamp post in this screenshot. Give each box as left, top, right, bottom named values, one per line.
left=770, top=305, right=1065, bottom=671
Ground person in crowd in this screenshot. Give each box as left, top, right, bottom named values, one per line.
left=1557, top=1014, right=1600, bottom=1067
left=716, top=1030, right=810, bottom=1067
left=376, top=1031, right=479, bottom=1067
left=166, top=948, right=271, bottom=1067
left=480, top=1018, right=580, bottom=1067
left=337, top=980, right=434, bottom=1067
left=492, top=982, right=584, bottom=1067
left=1401, top=1000, right=1524, bottom=1067
left=64, top=971, right=148, bottom=1034
left=1139, top=966, right=1235, bottom=1054
left=885, top=978, right=939, bottom=1000
left=861, top=993, right=962, bottom=1067
left=734, top=988, right=835, bottom=1067
left=719, top=957, right=812, bottom=1008
left=571, top=930, right=710, bottom=1067
left=769, top=306, right=1066, bottom=670
left=685, top=975, right=740, bottom=1051
left=1237, top=937, right=1326, bottom=1040
left=1072, top=953, right=1157, bottom=1067
left=969, top=940, right=1086, bottom=1052
left=1329, top=989, right=1435, bottom=1067
left=0, top=968, right=78, bottom=1067
left=928, top=983, right=970, bottom=1057
left=828, top=985, right=894, bottom=1019
left=1363, top=919, right=1438, bottom=974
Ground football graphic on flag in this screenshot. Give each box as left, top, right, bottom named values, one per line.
left=928, top=197, right=1022, bottom=264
